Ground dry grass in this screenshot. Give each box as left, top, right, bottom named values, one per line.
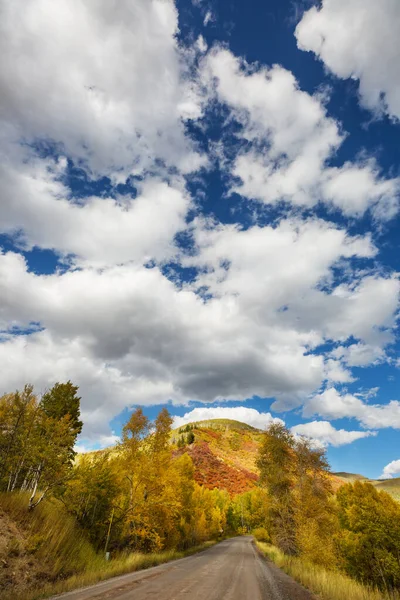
left=0, top=492, right=97, bottom=578
left=256, top=542, right=400, bottom=600
left=0, top=492, right=216, bottom=600
left=373, top=479, right=400, bottom=502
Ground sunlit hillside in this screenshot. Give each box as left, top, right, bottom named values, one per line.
left=171, top=419, right=262, bottom=495
left=82, top=420, right=400, bottom=501
left=333, top=472, right=400, bottom=501
left=331, top=472, right=367, bottom=482
left=171, top=421, right=400, bottom=501
left=370, top=478, right=400, bottom=501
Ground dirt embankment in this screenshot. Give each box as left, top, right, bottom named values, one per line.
left=0, top=507, right=53, bottom=599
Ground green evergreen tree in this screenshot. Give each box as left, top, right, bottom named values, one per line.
left=177, top=435, right=185, bottom=448
left=40, top=381, right=83, bottom=439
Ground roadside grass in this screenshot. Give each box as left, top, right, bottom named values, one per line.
left=7, top=541, right=216, bottom=600
left=0, top=492, right=217, bottom=600
left=256, top=541, right=400, bottom=600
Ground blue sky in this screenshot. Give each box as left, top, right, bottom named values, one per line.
left=1, top=0, right=400, bottom=479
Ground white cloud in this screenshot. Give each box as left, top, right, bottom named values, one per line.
left=186, top=216, right=376, bottom=303
left=0, top=2, right=399, bottom=447
left=0, top=246, right=326, bottom=424
left=0, top=152, right=189, bottom=267
left=331, top=343, right=386, bottom=367
left=296, top=0, right=400, bottom=121
left=184, top=218, right=398, bottom=406
left=75, top=433, right=119, bottom=454
left=202, top=47, right=399, bottom=216
left=321, top=163, right=399, bottom=219
left=204, top=10, right=214, bottom=26
left=379, top=459, right=400, bottom=480
left=173, top=406, right=283, bottom=430
left=304, top=387, right=400, bottom=429
left=291, top=420, right=376, bottom=447
left=196, top=35, right=208, bottom=54
left=0, top=0, right=208, bottom=272
left=0, top=212, right=397, bottom=438
left=0, top=0, right=204, bottom=177
left=325, top=359, right=355, bottom=384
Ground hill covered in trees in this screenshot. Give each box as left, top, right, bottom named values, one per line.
left=171, top=419, right=262, bottom=495
left=171, top=419, right=400, bottom=500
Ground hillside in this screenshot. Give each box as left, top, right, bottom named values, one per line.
left=171, top=421, right=400, bottom=501
left=333, top=472, right=400, bottom=501
left=371, top=478, right=400, bottom=501
left=81, top=419, right=399, bottom=501
left=0, top=492, right=98, bottom=599
left=332, top=472, right=367, bottom=482
left=172, top=419, right=263, bottom=495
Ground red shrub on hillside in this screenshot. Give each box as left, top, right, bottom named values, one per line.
left=176, top=441, right=258, bottom=496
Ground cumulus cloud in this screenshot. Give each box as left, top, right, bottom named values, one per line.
left=331, top=344, right=386, bottom=368
left=0, top=1, right=399, bottom=446
left=202, top=47, right=399, bottom=217
left=325, top=360, right=355, bottom=384
left=291, top=420, right=376, bottom=447
left=0, top=245, right=325, bottom=433
left=0, top=0, right=204, bottom=177
left=173, top=406, right=283, bottom=430
left=75, top=433, right=120, bottom=454
left=379, top=459, right=400, bottom=480
left=0, top=153, right=189, bottom=266
left=0, top=212, right=397, bottom=438
left=184, top=218, right=398, bottom=411
left=296, top=0, right=400, bottom=121
left=304, top=387, right=400, bottom=429
left=0, top=0, right=208, bottom=271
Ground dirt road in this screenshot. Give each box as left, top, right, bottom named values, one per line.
left=51, top=536, right=315, bottom=600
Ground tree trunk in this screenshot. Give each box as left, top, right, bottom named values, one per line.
left=28, top=464, right=42, bottom=509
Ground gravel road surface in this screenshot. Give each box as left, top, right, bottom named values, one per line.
left=51, top=536, right=315, bottom=600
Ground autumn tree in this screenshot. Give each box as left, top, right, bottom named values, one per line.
left=0, top=382, right=84, bottom=509
left=61, top=451, right=120, bottom=548
left=293, top=438, right=337, bottom=567
left=231, top=488, right=270, bottom=533
left=174, top=453, right=197, bottom=548
left=0, top=385, right=37, bottom=492
left=28, top=383, right=83, bottom=509
left=119, top=408, right=151, bottom=548
left=143, top=408, right=181, bottom=550
left=337, top=481, right=400, bottom=591
left=257, top=423, right=297, bottom=554
left=257, top=423, right=337, bottom=562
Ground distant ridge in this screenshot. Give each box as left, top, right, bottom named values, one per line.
left=332, top=472, right=368, bottom=481
left=332, top=472, right=400, bottom=501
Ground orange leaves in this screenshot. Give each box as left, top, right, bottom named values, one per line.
left=177, top=441, right=257, bottom=496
